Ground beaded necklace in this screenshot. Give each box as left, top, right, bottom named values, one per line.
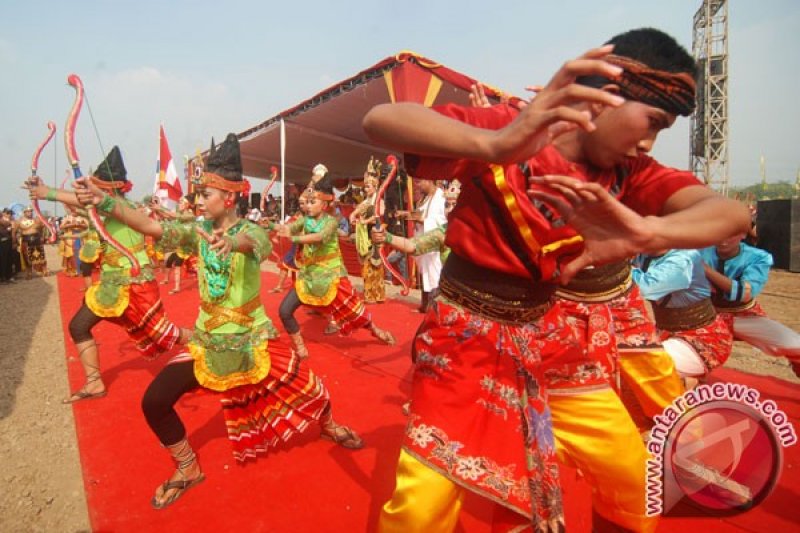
left=301, top=214, right=328, bottom=255
left=200, top=220, right=241, bottom=301
left=303, top=215, right=326, bottom=234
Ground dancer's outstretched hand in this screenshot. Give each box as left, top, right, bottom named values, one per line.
left=370, top=227, right=387, bottom=244
left=490, top=45, right=624, bottom=164
left=469, top=82, right=492, bottom=108
left=197, top=227, right=234, bottom=258
left=527, top=175, right=654, bottom=284
left=469, top=81, right=531, bottom=110
left=22, top=176, right=50, bottom=201
left=73, top=177, right=104, bottom=207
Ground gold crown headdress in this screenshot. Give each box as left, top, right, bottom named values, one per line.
left=364, top=156, right=381, bottom=187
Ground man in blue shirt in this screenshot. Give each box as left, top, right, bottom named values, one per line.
left=634, top=249, right=733, bottom=386
left=701, top=235, right=800, bottom=373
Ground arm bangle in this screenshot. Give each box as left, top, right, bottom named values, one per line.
left=96, top=194, right=117, bottom=213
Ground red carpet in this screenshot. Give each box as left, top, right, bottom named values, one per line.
left=56, top=272, right=799, bottom=532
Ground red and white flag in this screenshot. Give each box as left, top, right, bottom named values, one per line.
left=154, top=124, right=183, bottom=210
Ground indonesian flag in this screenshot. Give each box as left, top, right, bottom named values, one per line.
left=154, top=124, right=183, bottom=210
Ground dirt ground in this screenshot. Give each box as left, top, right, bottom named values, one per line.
left=0, top=248, right=797, bottom=532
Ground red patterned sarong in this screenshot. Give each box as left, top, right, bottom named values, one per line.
left=657, top=314, right=733, bottom=371
left=220, top=337, right=330, bottom=461
left=405, top=297, right=582, bottom=529
left=548, top=286, right=655, bottom=392
left=320, top=277, right=371, bottom=335
left=168, top=337, right=330, bottom=462
left=107, top=280, right=180, bottom=358
left=609, top=285, right=659, bottom=348
left=717, top=301, right=768, bottom=326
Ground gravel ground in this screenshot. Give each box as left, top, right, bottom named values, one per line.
left=0, top=246, right=90, bottom=532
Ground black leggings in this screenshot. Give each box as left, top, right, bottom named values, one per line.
left=79, top=261, right=94, bottom=277
left=278, top=288, right=303, bottom=334
left=165, top=252, right=184, bottom=268
left=68, top=302, right=103, bottom=343
left=141, top=361, right=199, bottom=446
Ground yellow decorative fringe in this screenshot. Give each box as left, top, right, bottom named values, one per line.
left=189, top=340, right=272, bottom=392
left=85, top=284, right=130, bottom=318
left=296, top=277, right=340, bottom=307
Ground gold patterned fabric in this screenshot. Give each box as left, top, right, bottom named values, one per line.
left=361, top=260, right=385, bottom=303
left=556, top=261, right=633, bottom=302
left=438, top=275, right=550, bottom=325
left=653, top=298, right=717, bottom=332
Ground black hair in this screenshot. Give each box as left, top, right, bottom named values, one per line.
left=578, top=27, right=697, bottom=87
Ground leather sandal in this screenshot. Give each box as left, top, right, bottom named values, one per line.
left=320, top=422, right=364, bottom=450
left=63, top=368, right=106, bottom=404
left=151, top=473, right=206, bottom=510
left=371, top=326, right=396, bottom=346
left=62, top=388, right=107, bottom=404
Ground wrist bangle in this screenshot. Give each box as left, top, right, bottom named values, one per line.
left=291, top=236, right=300, bottom=244
left=45, top=189, right=57, bottom=202
left=385, top=233, right=393, bottom=244
left=96, top=194, right=116, bottom=213
left=224, top=234, right=237, bottom=251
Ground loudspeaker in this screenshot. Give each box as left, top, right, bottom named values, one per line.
left=756, top=199, right=800, bottom=272
left=250, top=192, right=261, bottom=210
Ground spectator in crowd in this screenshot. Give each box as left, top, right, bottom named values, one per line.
left=0, top=208, right=16, bottom=283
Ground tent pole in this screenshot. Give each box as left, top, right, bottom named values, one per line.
left=280, top=118, right=286, bottom=221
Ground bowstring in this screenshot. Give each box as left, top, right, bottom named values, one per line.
left=83, top=89, right=139, bottom=260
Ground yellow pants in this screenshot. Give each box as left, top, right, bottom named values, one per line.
left=618, top=348, right=684, bottom=419
left=379, top=389, right=658, bottom=532
left=549, top=389, right=658, bottom=533
left=379, top=449, right=463, bottom=533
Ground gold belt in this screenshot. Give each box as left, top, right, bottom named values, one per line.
left=294, top=250, right=339, bottom=268
left=438, top=275, right=551, bottom=325
left=201, top=296, right=262, bottom=331
left=103, top=242, right=146, bottom=266
left=555, top=274, right=633, bottom=302
left=556, top=261, right=633, bottom=302
left=653, top=298, right=717, bottom=332
left=712, top=297, right=756, bottom=313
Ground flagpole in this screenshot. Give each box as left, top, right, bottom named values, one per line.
left=184, top=155, right=189, bottom=198
left=280, top=118, right=286, bottom=221
left=155, top=123, right=161, bottom=200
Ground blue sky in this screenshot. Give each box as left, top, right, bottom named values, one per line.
left=1, top=0, right=798, bottom=207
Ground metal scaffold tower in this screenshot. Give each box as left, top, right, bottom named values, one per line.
left=690, top=0, right=729, bottom=195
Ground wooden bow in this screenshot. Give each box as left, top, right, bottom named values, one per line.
left=65, top=74, right=141, bottom=276
left=260, top=165, right=278, bottom=211
left=29, top=122, right=58, bottom=243
left=374, top=155, right=410, bottom=295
